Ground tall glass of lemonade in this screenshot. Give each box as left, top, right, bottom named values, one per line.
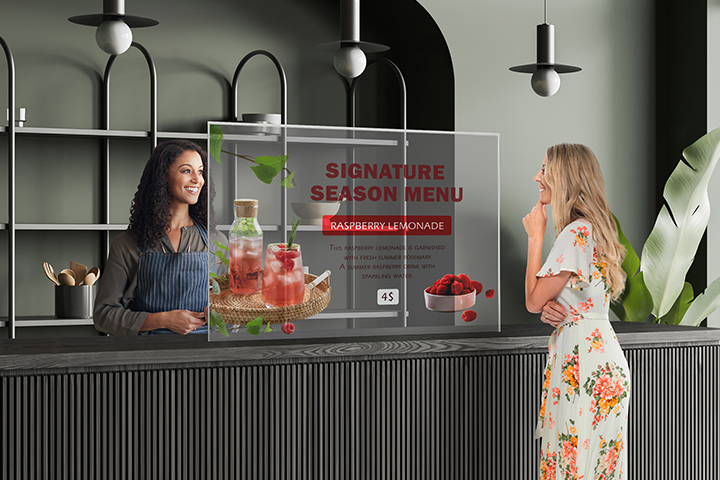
left=262, top=243, right=304, bottom=307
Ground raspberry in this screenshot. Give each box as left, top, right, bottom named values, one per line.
left=451, top=281, right=464, bottom=295
left=427, top=286, right=437, bottom=294
left=485, top=289, right=495, bottom=299
left=281, top=322, right=295, bottom=334
left=284, top=249, right=299, bottom=259
left=461, top=288, right=472, bottom=295
left=441, top=274, right=455, bottom=284
left=470, top=281, right=483, bottom=294
left=275, top=250, right=286, bottom=261
left=457, top=274, right=472, bottom=289
left=436, top=284, right=448, bottom=295
left=284, top=259, right=295, bottom=270
left=461, top=310, right=477, bottom=322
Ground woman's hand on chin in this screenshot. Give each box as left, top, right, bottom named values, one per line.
left=522, top=201, right=547, bottom=240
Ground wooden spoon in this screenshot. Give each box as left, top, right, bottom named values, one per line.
left=87, top=266, right=100, bottom=282
left=58, top=271, right=75, bottom=286
left=83, top=272, right=97, bottom=286
left=43, top=262, right=60, bottom=286
left=70, top=262, right=87, bottom=286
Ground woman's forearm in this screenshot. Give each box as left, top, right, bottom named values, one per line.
left=525, top=236, right=545, bottom=312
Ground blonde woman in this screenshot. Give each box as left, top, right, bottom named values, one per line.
left=523, top=144, right=630, bottom=479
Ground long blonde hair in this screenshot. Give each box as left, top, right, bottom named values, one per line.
left=544, top=143, right=626, bottom=300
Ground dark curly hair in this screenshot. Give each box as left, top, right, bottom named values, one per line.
left=128, top=140, right=216, bottom=249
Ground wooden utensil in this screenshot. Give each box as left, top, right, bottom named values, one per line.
left=43, top=262, right=60, bottom=286
left=87, top=266, right=100, bottom=282
left=83, top=272, right=97, bottom=286
left=70, top=261, right=87, bottom=286
left=58, top=271, right=75, bottom=286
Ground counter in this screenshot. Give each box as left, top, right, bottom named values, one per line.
left=1, top=323, right=719, bottom=479
left=2, top=323, right=717, bottom=372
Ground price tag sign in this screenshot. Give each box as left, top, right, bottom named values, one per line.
left=377, top=289, right=400, bottom=305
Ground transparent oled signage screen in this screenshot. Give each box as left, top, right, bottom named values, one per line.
left=207, top=123, right=499, bottom=341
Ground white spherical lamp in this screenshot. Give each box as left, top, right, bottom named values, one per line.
left=334, top=46, right=367, bottom=79
left=531, top=68, right=561, bottom=97
left=95, top=20, right=133, bottom=55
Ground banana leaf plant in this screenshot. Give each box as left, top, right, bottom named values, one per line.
left=611, top=127, right=720, bottom=325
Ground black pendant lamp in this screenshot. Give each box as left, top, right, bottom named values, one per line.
left=318, top=0, right=389, bottom=79
left=69, top=0, right=158, bottom=55
left=509, top=0, right=580, bottom=97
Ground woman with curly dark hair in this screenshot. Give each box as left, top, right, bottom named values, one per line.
left=94, top=140, right=225, bottom=335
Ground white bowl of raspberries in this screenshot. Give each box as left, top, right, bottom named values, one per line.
left=424, top=273, right=482, bottom=313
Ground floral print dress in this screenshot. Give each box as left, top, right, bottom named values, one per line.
left=536, top=219, right=631, bottom=480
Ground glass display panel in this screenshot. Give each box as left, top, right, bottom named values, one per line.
left=207, top=122, right=499, bottom=341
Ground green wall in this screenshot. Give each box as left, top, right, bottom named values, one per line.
left=1, top=0, right=660, bottom=336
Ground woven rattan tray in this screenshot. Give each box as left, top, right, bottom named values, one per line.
left=210, top=270, right=331, bottom=325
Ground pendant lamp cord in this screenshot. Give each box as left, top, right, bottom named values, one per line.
left=543, top=0, right=547, bottom=23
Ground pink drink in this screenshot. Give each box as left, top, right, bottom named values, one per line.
left=229, top=236, right=263, bottom=294
left=262, top=243, right=305, bottom=307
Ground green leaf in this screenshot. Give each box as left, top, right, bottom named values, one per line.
left=254, top=155, right=289, bottom=171
left=613, top=271, right=654, bottom=322
left=245, top=315, right=263, bottom=335
left=250, top=164, right=279, bottom=184
left=211, top=278, right=221, bottom=295
left=287, top=217, right=301, bottom=248
left=658, top=282, right=694, bottom=325
left=209, top=309, right=229, bottom=337
left=214, top=241, right=229, bottom=251
left=213, top=250, right=229, bottom=268
left=280, top=171, right=296, bottom=189
left=209, top=125, right=224, bottom=164
left=641, top=127, right=720, bottom=317
left=250, top=156, right=289, bottom=184
left=680, top=276, right=720, bottom=326
left=264, top=322, right=273, bottom=333
left=613, top=214, right=640, bottom=279
left=209, top=271, right=217, bottom=279
left=611, top=214, right=653, bottom=322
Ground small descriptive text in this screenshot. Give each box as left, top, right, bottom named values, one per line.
left=329, top=243, right=445, bottom=280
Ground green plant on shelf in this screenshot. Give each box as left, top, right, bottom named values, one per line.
left=209, top=124, right=296, bottom=188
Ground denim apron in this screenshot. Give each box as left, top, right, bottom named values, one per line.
left=134, top=220, right=209, bottom=335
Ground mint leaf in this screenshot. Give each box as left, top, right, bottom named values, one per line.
left=246, top=315, right=263, bottom=335
left=254, top=155, right=289, bottom=171
left=280, top=171, right=296, bottom=189
left=209, top=125, right=224, bottom=164
left=213, top=249, right=229, bottom=268
left=250, top=164, right=278, bottom=184
left=214, top=241, right=228, bottom=251
left=209, top=309, right=229, bottom=337
left=211, top=278, right=221, bottom=295
left=264, top=322, right=273, bottom=333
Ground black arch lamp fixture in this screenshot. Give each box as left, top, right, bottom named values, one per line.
left=69, top=0, right=158, bottom=55
left=509, top=0, right=580, bottom=97
left=319, top=0, right=389, bottom=79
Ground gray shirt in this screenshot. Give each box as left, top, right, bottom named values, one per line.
left=93, top=226, right=228, bottom=336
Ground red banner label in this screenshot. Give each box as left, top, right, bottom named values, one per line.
left=322, top=215, right=452, bottom=236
